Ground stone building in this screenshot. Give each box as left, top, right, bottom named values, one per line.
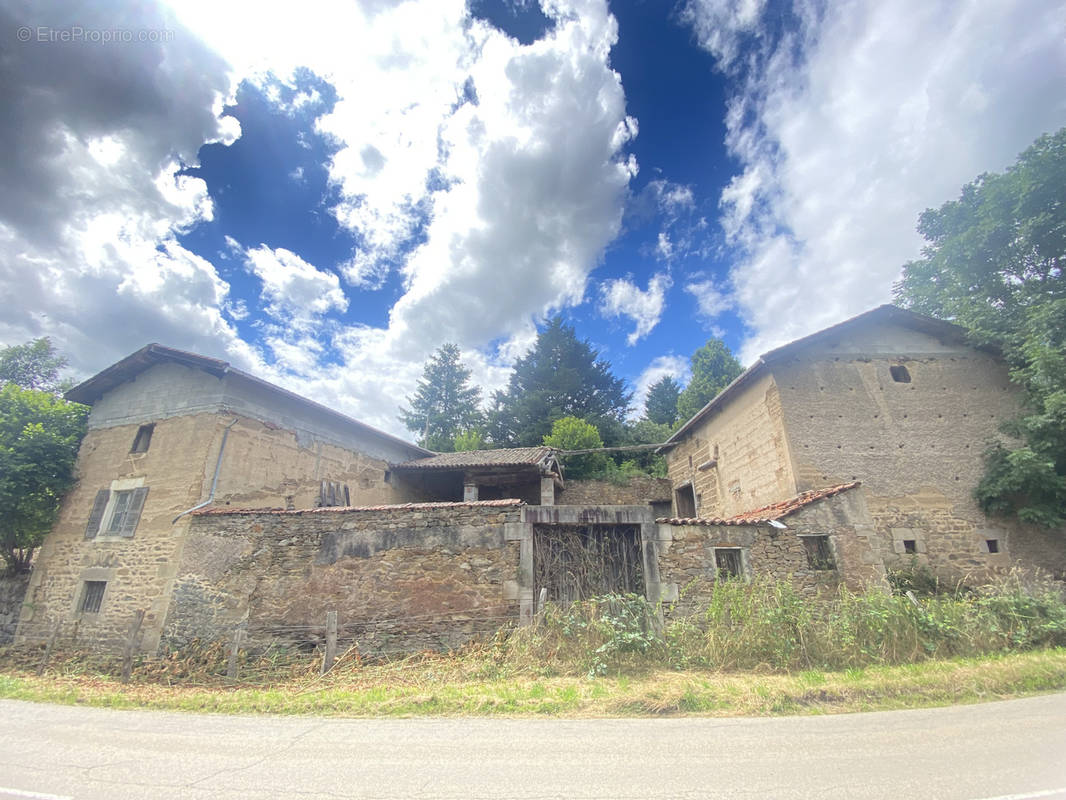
left=14, top=306, right=1065, bottom=655
left=658, top=304, right=1065, bottom=588
left=15, top=344, right=432, bottom=651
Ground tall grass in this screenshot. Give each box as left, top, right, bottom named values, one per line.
left=496, top=573, right=1066, bottom=676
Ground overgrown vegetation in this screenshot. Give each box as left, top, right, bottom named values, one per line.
left=894, top=127, right=1066, bottom=527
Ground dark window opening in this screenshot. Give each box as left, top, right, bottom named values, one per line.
left=802, top=535, right=836, bottom=570
left=319, top=481, right=351, bottom=507
left=986, top=539, right=1000, bottom=554
left=130, top=423, right=155, bottom=453
left=715, top=548, right=743, bottom=579
left=903, top=539, right=917, bottom=554
left=890, top=365, right=911, bottom=383
left=79, top=581, right=106, bottom=613
left=533, top=524, right=644, bottom=604
left=675, top=484, right=696, bottom=517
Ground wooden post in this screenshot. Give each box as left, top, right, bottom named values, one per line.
left=535, top=587, right=548, bottom=620
left=121, top=609, right=145, bottom=683
left=36, top=620, right=60, bottom=677
left=227, top=624, right=245, bottom=681
left=321, top=611, right=338, bottom=675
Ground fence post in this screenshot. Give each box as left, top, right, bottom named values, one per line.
left=227, top=624, right=245, bottom=682
left=321, top=610, right=338, bottom=675
left=121, top=609, right=145, bottom=683
left=36, top=620, right=60, bottom=677
left=535, top=587, right=548, bottom=623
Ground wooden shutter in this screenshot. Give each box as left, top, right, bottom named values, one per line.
left=84, top=490, right=110, bottom=539
left=118, top=487, right=149, bottom=538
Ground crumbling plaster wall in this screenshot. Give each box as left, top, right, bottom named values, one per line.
left=653, top=490, right=885, bottom=611
left=665, top=372, right=797, bottom=518
left=164, top=504, right=525, bottom=654
left=769, top=320, right=1059, bottom=579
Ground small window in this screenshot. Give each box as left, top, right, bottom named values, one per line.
left=106, top=490, right=136, bottom=534
left=675, top=484, right=696, bottom=517
left=802, top=535, right=835, bottom=570
left=130, top=423, right=155, bottom=453
left=903, top=539, right=917, bottom=554
left=890, top=365, right=911, bottom=383
left=715, top=548, right=743, bottom=579
left=79, top=581, right=106, bottom=613
left=986, top=538, right=1000, bottom=554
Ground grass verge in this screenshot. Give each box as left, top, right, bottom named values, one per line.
left=0, top=648, right=1064, bottom=717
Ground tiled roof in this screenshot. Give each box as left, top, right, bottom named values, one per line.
left=656, top=482, right=860, bottom=526
left=192, top=499, right=525, bottom=516
left=392, top=447, right=557, bottom=471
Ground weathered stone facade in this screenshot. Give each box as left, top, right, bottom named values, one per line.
left=558, top=476, right=672, bottom=507
left=165, top=502, right=525, bottom=654
left=0, top=573, right=30, bottom=644
left=663, top=307, right=1066, bottom=584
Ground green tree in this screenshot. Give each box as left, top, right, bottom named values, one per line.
left=676, top=338, right=744, bottom=423
left=894, top=128, right=1066, bottom=526
left=0, top=383, right=88, bottom=573
left=0, top=337, right=70, bottom=394
left=453, top=428, right=488, bottom=452
left=399, top=343, right=483, bottom=452
left=488, top=317, right=631, bottom=446
left=644, top=375, right=681, bottom=426
left=543, top=416, right=608, bottom=478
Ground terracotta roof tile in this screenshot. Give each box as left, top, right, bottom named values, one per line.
left=656, top=481, right=860, bottom=526
left=192, top=499, right=525, bottom=516
left=392, top=447, right=557, bottom=471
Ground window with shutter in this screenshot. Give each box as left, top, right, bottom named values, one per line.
left=85, top=490, right=110, bottom=539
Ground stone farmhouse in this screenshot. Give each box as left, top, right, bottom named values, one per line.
left=12, top=306, right=1065, bottom=654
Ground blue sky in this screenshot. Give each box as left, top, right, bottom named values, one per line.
left=1, top=0, right=1063, bottom=438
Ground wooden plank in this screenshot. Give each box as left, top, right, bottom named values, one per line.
left=321, top=611, right=338, bottom=675
left=227, top=624, right=245, bottom=681
left=120, top=610, right=145, bottom=683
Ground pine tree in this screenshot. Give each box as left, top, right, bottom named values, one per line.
left=399, top=344, right=482, bottom=451
left=644, top=375, right=681, bottom=426
left=489, top=317, right=630, bottom=447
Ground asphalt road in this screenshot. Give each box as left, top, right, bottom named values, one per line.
left=0, top=694, right=1064, bottom=799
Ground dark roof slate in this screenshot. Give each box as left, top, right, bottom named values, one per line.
left=657, top=481, right=860, bottom=526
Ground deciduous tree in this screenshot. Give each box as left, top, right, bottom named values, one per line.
left=894, top=127, right=1066, bottom=527
left=676, top=338, right=743, bottom=423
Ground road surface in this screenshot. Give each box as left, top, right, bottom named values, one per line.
left=1, top=694, right=1064, bottom=799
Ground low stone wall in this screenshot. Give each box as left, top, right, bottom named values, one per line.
left=0, top=572, right=30, bottom=644
left=163, top=501, right=524, bottom=655
left=559, top=476, right=671, bottom=506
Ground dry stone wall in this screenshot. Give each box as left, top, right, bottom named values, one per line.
left=0, top=573, right=30, bottom=643
left=163, top=503, right=524, bottom=655
left=558, top=476, right=671, bottom=506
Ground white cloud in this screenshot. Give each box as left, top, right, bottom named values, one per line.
left=685, top=277, right=733, bottom=323
left=631, top=354, right=689, bottom=420
left=244, top=245, right=347, bottom=330
left=600, top=272, right=672, bottom=345
left=684, top=0, right=1066, bottom=362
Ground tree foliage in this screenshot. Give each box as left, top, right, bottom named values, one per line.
left=894, top=127, right=1066, bottom=527
left=0, top=383, right=88, bottom=573
left=644, top=375, right=681, bottom=426
left=0, top=337, right=70, bottom=394
left=676, top=338, right=744, bottom=423
left=543, top=416, right=608, bottom=478
left=488, top=317, right=630, bottom=447
left=399, top=343, right=483, bottom=452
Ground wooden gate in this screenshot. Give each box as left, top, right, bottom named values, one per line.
left=532, top=524, right=644, bottom=604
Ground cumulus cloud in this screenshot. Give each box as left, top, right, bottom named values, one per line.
left=683, top=0, right=1066, bottom=361
left=244, top=245, right=347, bottom=330
left=0, top=0, right=258, bottom=374
left=600, top=273, right=672, bottom=345
left=685, top=277, right=733, bottom=324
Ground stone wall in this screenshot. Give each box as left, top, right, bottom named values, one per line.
left=162, top=502, right=525, bottom=655
left=558, top=476, right=672, bottom=506
left=664, top=371, right=797, bottom=519
left=0, top=573, right=30, bottom=644
left=653, top=489, right=886, bottom=612
left=769, top=320, right=1064, bottom=581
